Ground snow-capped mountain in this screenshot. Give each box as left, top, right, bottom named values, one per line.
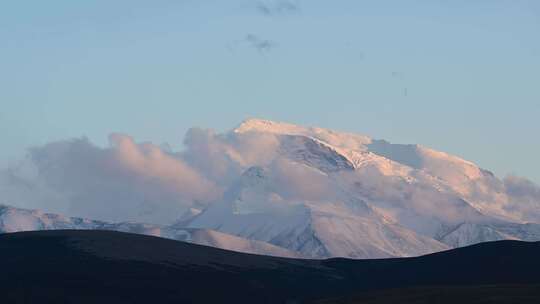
left=2, top=118, right=539, bottom=259
left=0, top=204, right=297, bottom=258
left=186, top=119, right=540, bottom=258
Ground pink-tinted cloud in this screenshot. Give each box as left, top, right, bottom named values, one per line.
left=1, top=135, right=222, bottom=224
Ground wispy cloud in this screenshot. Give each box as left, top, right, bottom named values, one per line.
left=503, top=175, right=540, bottom=222
left=245, top=34, right=276, bottom=53
left=256, top=0, right=299, bottom=16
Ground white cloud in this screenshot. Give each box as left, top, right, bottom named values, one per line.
left=0, top=128, right=283, bottom=225
left=1, top=136, right=222, bottom=224
left=269, top=158, right=335, bottom=201
left=503, top=175, right=540, bottom=222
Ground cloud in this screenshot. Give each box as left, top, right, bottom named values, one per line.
left=338, top=167, right=485, bottom=225
left=108, top=133, right=220, bottom=202
left=1, top=136, right=222, bottom=224
left=245, top=34, right=276, bottom=53
left=0, top=159, right=71, bottom=215
left=504, top=175, right=540, bottom=198
left=256, top=0, right=299, bottom=16
left=0, top=128, right=283, bottom=225
left=182, top=128, right=280, bottom=183
left=503, top=175, right=540, bottom=222
left=182, top=128, right=239, bottom=184
left=270, top=158, right=336, bottom=201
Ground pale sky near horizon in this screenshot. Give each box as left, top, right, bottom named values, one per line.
left=1, top=1, right=539, bottom=182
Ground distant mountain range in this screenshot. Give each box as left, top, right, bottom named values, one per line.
left=1, top=230, right=539, bottom=303
left=0, top=204, right=297, bottom=258
left=2, top=119, right=540, bottom=258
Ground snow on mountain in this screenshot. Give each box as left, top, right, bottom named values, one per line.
left=171, top=207, right=203, bottom=228
left=0, top=204, right=297, bottom=258
left=235, top=119, right=373, bottom=150
left=0, top=204, right=105, bottom=232
left=435, top=221, right=540, bottom=248
left=180, top=228, right=298, bottom=257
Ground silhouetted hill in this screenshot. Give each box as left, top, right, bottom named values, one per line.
left=1, top=230, right=539, bottom=303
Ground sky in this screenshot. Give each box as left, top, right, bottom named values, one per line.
left=1, top=0, right=539, bottom=183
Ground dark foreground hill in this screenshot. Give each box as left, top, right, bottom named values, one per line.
left=1, top=230, right=539, bottom=304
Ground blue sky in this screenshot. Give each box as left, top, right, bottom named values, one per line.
left=1, top=0, right=539, bottom=182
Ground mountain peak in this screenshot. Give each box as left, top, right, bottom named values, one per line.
left=234, top=118, right=310, bottom=135
left=234, top=118, right=373, bottom=152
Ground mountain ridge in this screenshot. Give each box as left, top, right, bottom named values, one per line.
left=0, top=204, right=298, bottom=258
